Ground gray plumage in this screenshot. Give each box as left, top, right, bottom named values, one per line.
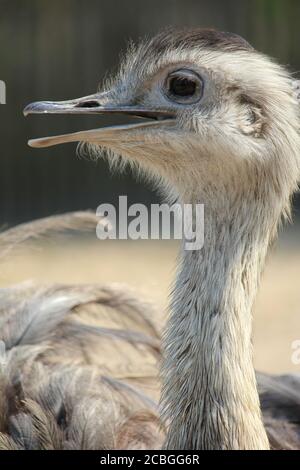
left=2, top=28, right=300, bottom=449
left=0, top=214, right=298, bottom=450
left=0, top=216, right=163, bottom=450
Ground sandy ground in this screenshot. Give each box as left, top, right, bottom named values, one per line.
left=0, top=229, right=299, bottom=375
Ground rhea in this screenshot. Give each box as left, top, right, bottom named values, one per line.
left=14, top=29, right=300, bottom=449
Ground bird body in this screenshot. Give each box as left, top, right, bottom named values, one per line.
left=0, top=213, right=300, bottom=450
left=1, top=28, right=300, bottom=449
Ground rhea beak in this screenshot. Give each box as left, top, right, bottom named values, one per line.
left=23, top=92, right=176, bottom=148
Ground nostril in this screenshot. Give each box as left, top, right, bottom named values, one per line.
left=75, top=100, right=100, bottom=108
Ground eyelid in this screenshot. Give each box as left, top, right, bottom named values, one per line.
left=169, top=70, right=194, bottom=78
left=166, top=69, right=204, bottom=91
left=168, top=69, right=202, bottom=81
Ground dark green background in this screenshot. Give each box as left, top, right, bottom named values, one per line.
left=0, top=0, right=299, bottom=225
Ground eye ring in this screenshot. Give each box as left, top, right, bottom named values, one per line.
left=164, top=69, right=204, bottom=104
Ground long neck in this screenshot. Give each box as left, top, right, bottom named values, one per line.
left=161, top=201, right=274, bottom=450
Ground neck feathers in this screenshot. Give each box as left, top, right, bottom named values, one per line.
left=161, top=201, right=275, bottom=449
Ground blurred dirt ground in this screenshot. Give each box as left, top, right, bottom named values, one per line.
left=0, top=227, right=299, bottom=374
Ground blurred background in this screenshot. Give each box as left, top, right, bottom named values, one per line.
left=0, top=0, right=299, bottom=373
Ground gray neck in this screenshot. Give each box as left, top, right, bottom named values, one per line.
left=161, top=204, right=272, bottom=450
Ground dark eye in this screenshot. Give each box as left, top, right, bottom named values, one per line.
left=169, top=77, right=196, bottom=96
left=165, top=69, right=203, bottom=104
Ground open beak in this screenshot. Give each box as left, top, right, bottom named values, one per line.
left=23, top=92, right=176, bottom=148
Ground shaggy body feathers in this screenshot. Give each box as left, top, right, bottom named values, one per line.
left=0, top=213, right=299, bottom=450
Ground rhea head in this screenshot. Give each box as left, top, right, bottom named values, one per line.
left=24, top=28, right=300, bottom=213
